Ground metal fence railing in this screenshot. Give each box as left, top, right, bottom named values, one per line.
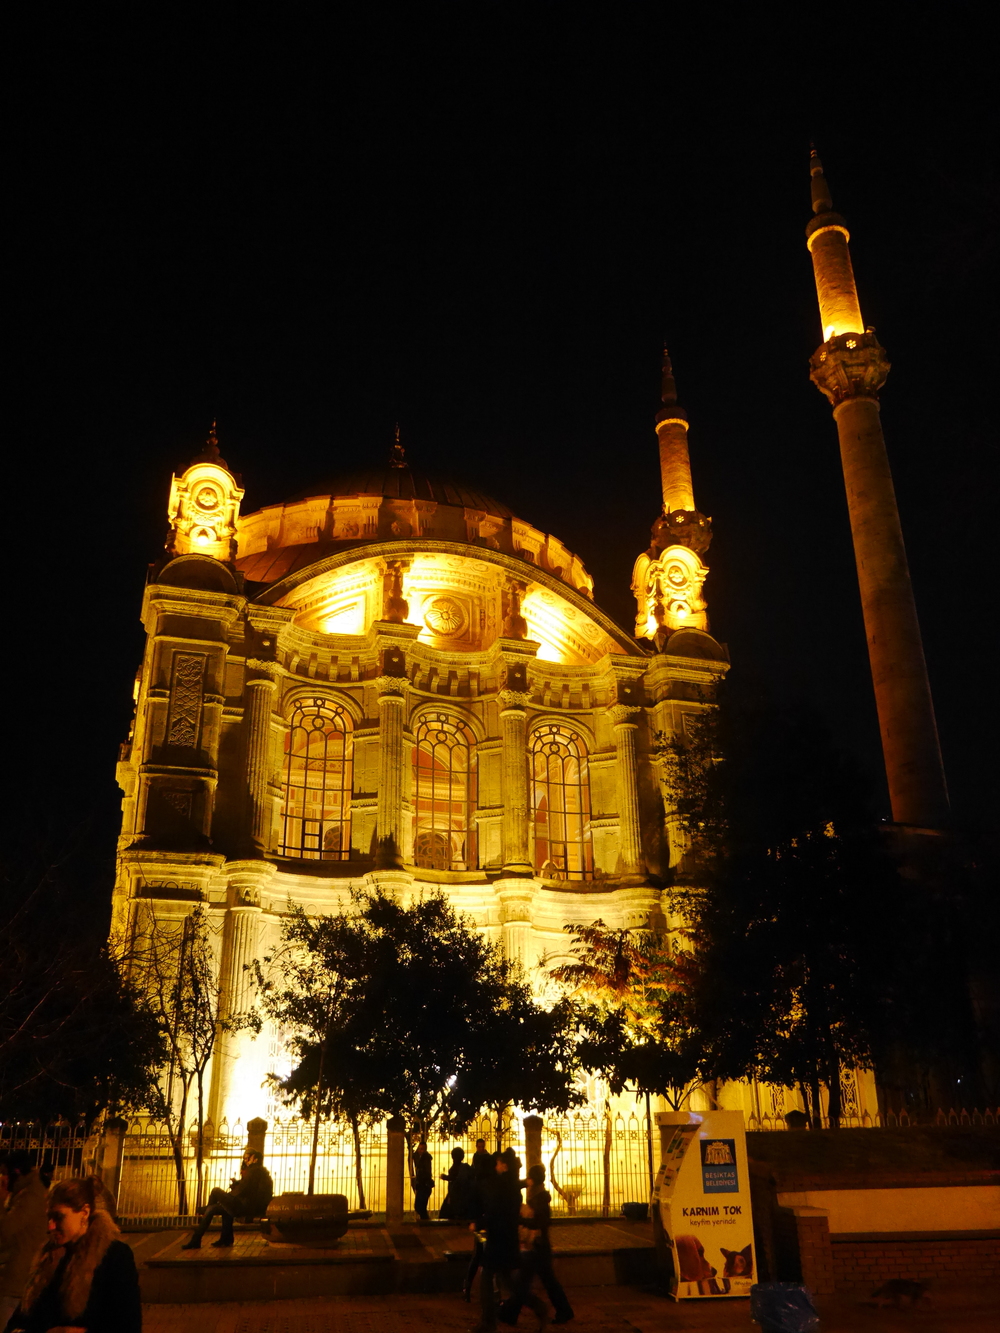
left=747, top=1106, right=999, bottom=1131
left=0, top=1119, right=93, bottom=1183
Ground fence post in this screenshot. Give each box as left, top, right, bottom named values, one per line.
left=246, top=1117, right=268, bottom=1162
left=523, top=1115, right=543, bottom=1170
left=97, top=1118, right=127, bottom=1208
left=386, top=1117, right=405, bottom=1224
left=789, top=1206, right=834, bottom=1295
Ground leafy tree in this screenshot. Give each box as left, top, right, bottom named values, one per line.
left=549, top=919, right=706, bottom=1110
left=664, top=688, right=907, bottom=1126
left=252, top=890, right=583, bottom=1194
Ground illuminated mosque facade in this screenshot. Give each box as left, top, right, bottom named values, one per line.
left=114, top=154, right=941, bottom=1128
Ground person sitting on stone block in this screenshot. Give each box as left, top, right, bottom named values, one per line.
left=181, top=1149, right=274, bottom=1249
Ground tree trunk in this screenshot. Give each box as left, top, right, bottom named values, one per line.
left=645, top=1092, right=654, bottom=1193
left=308, top=1036, right=328, bottom=1195
left=351, top=1115, right=366, bottom=1210
left=826, top=1046, right=843, bottom=1130
left=809, top=1073, right=823, bottom=1130
left=172, top=1079, right=191, bottom=1216
left=195, top=1070, right=205, bottom=1212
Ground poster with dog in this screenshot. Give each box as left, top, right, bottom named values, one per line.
left=653, top=1109, right=755, bottom=1300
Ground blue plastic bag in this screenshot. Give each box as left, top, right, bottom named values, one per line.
left=750, top=1283, right=820, bottom=1332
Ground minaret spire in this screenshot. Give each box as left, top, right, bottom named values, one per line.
left=806, top=150, right=949, bottom=829
left=632, top=348, right=712, bottom=646
left=656, top=347, right=695, bottom=513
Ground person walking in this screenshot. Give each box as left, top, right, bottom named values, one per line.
left=411, top=1140, right=434, bottom=1221
left=463, top=1139, right=497, bottom=1301
left=501, top=1164, right=573, bottom=1326
left=469, top=1149, right=543, bottom=1333
left=0, top=1153, right=49, bottom=1332
left=181, top=1148, right=273, bottom=1250
left=440, top=1147, right=474, bottom=1220
left=4, top=1175, right=141, bottom=1333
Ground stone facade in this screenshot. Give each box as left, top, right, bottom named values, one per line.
left=113, top=429, right=729, bottom=1124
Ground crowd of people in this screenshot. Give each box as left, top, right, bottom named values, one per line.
left=0, top=1138, right=574, bottom=1332
left=0, top=1152, right=141, bottom=1333
left=411, top=1137, right=574, bottom=1332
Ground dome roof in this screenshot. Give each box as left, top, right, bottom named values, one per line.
left=290, top=462, right=514, bottom=519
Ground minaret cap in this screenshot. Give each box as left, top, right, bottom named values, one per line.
left=389, top=422, right=407, bottom=469
left=190, top=419, right=229, bottom=470
left=655, top=345, right=688, bottom=427
left=810, top=144, right=834, bottom=215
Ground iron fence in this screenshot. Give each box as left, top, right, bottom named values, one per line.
left=0, top=1120, right=93, bottom=1183
left=540, top=1109, right=652, bottom=1217
left=747, top=1106, right=999, bottom=1131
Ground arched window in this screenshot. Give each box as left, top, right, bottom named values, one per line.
left=413, top=712, right=477, bottom=871
left=531, top=724, right=593, bottom=880
left=279, top=698, right=353, bottom=860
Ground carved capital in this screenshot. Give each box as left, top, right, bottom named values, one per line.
left=810, top=330, right=890, bottom=407
left=375, top=675, right=408, bottom=698
left=608, top=704, right=643, bottom=727
left=246, top=660, right=280, bottom=681
left=498, top=689, right=532, bottom=711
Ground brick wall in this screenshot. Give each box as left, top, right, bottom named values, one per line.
left=831, top=1233, right=1000, bottom=1289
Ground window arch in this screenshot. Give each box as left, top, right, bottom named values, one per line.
left=279, top=697, right=353, bottom=860
left=413, top=711, right=477, bottom=871
left=530, top=724, right=593, bottom=880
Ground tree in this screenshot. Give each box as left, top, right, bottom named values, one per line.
left=252, top=889, right=584, bottom=1194
left=549, top=919, right=706, bottom=1111
left=0, top=834, right=165, bottom=1123
left=124, top=905, right=221, bottom=1212
left=664, top=687, right=908, bottom=1126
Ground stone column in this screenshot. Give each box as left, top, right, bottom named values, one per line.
left=244, top=668, right=277, bottom=852
left=375, top=676, right=407, bottom=869
left=210, top=867, right=268, bottom=1126
left=499, top=690, right=532, bottom=875
left=610, top=705, right=644, bottom=879
left=386, top=1116, right=406, bottom=1223
left=790, top=1206, right=835, bottom=1295
left=523, top=1115, right=543, bottom=1170
left=246, top=1117, right=268, bottom=1163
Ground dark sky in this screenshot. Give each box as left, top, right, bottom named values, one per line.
left=7, top=15, right=996, bottom=889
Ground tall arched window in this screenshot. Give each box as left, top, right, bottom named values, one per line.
left=413, top=712, right=477, bottom=871
left=531, top=724, right=593, bottom=880
left=279, top=698, right=353, bottom=860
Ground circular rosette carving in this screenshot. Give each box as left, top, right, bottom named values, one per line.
left=423, top=596, right=467, bottom=637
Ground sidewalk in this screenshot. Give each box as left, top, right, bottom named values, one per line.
left=141, top=1284, right=1000, bottom=1332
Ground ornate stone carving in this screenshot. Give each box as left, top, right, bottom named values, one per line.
left=649, top=509, right=712, bottom=558
left=501, top=579, right=528, bottom=640
left=498, top=689, right=532, bottom=711
left=809, top=329, right=890, bottom=407
left=608, top=703, right=643, bottom=727
left=423, top=595, right=466, bottom=637
left=375, top=674, right=408, bottom=697
left=166, top=652, right=206, bottom=748
left=166, top=438, right=244, bottom=562
left=632, top=545, right=708, bottom=640
left=381, top=559, right=410, bottom=623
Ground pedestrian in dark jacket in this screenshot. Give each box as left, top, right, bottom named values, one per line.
left=182, top=1149, right=273, bottom=1249
left=5, top=1175, right=141, bottom=1333
left=463, top=1140, right=496, bottom=1301
left=469, top=1149, right=536, bottom=1332
left=0, top=1153, right=49, bottom=1333
left=502, top=1164, right=574, bottom=1325
left=439, top=1148, right=474, bottom=1220
left=411, top=1140, right=434, bottom=1221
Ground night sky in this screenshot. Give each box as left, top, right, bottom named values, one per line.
left=7, top=16, right=996, bottom=906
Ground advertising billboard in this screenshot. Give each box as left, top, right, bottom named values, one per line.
left=652, top=1109, right=755, bottom=1300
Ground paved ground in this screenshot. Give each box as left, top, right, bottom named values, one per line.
left=141, top=1284, right=1000, bottom=1333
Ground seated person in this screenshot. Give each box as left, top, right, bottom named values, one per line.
left=182, top=1149, right=274, bottom=1249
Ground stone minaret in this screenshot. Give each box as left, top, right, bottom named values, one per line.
left=806, top=149, right=948, bottom=829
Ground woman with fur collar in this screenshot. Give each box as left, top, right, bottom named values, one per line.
left=4, top=1177, right=141, bottom=1333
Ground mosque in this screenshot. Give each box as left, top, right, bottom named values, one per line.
left=112, top=153, right=944, bottom=1130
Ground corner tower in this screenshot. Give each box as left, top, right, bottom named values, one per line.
left=632, top=349, right=713, bottom=649
left=806, top=149, right=948, bottom=829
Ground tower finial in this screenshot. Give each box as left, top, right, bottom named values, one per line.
left=660, top=345, right=678, bottom=406
left=810, top=143, right=833, bottom=215
left=389, top=422, right=407, bottom=468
